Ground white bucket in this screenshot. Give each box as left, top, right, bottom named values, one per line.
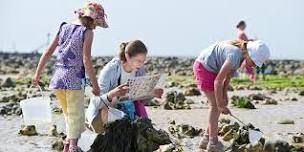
left=20, top=85, right=52, bottom=125
left=249, top=129, right=263, bottom=144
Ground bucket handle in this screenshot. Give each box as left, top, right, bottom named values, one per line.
left=26, top=85, right=44, bottom=99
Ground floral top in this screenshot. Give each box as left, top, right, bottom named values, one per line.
left=49, top=22, right=87, bottom=90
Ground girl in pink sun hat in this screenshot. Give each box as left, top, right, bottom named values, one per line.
left=75, top=2, right=108, bottom=28
left=32, top=2, right=108, bottom=152
left=193, top=39, right=270, bottom=152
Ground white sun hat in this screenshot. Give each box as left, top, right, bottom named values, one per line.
left=247, top=40, right=270, bottom=67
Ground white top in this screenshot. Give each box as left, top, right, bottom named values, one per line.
left=120, top=66, right=136, bottom=84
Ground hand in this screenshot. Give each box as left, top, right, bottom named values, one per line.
left=32, top=74, right=40, bottom=86
left=152, top=88, right=163, bottom=98
left=92, top=85, right=100, bottom=96
left=218, top=106, right=231, bottom=115
left=108, top=84, right=129, bottom=100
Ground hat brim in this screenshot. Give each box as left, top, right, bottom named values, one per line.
left=96, top=19, right=109, bottom=28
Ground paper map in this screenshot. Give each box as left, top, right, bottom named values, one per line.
left=121, top=74, right=161, bottom=100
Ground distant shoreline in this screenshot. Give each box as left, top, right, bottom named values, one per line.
left=0, top=51, right=303, bottom=61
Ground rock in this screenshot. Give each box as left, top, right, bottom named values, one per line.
left=235, top=85, right=246, bottom=90
left=173, top=103, right=191, bottom=110
left=219, top=121, right=265, bottom=151
left=248, top=86, right=263, bottom=91
left=0, top=96, right=7, bottom=103
left=0, top=108, right=6, bottom=115
left=231, top=96, right=256, bottom=109
left=51, top=139, right=64, bottom=151
left=165, top=91, right=176, bottom=103
left=158, top=144, right=184, bottom=152
left=277, top=119, right=295, bottom=124
left=218, top=122, right=239, bottom=136
left=289, top=145, right=304, bottom=152
left=52, top=106, right=63, bottom=114
left=163, top=91, right=190, bottom=110
left=0, top=102, right=22, bottom=116
left=227, top=85, right=234, bottom=91
left=223, top=129, right=235, bottom=141
left=269, top=89, right=277, bottom=94
left=219, top=118, right=231, bottom=124
left=166, top=81, right=180, bottom=88
left=19, top=125, right=38, bottom=136
left=49, top=125, right=58, bottom=136
left=291, top=97, right=298, bottom=101
left=185, top=83, right=197, bottom=88
left=299, top=90, right=304, bottom=96
left=176, top=92, right=186, bottom=102
left=169, top=120, right=176, bottom=125
left=89, top=118, right=171, bottom=152
left=248, top=93, right=267, bottom=101
left=185, top=99, right=195, bottom=104
left=143, top=98, right=161, bottom=107
left=263, top=140, right=290, bottom=152
left=164, top=102, right=174, bottom=110
left=58, top=132, right=67, bottom=141
left=1, top=77, right=16, bottom=88
left=0, top=91, right=27, bottom=103
left=15, top=108, right=22, bottom=115
left=289, top=133, right=304, bottom=143
left=263, top=141, right=275, bottom=152
left=183, top=87, right=201, bottom=96
left=50, top=93, right=56, bottom=100
left=245, top=142, right=264, bottom=152
left=262, top=99, right=278, bottom=105
left=168, top=123, right=202, bottom=139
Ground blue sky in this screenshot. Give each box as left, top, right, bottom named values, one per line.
left=1, top=0, right=303, bottom=59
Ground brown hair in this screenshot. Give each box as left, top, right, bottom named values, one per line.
left=236, top=20, right=246, bottom=28
left=119, top=40, right=148, bottom=62
left=79, top=16, right=95, bottom=29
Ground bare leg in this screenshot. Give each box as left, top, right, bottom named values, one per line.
left=204, top=90, right=220, bottom=143
left=100, top=108, right=108, bottom=124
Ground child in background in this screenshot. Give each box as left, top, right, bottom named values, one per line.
left=32, top=2, right=108, bottom=152
left=236, top=20, right=257, bottom=81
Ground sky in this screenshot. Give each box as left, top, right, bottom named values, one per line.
left=0, top=0, right=303, bottom=59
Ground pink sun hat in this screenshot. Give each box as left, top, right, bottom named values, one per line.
left=75, top=2, right=109, bottom=28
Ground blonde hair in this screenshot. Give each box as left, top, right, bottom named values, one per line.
left=226, top=39, right=248, bottom=57
left=119, top=40, right=148, bottom=62
left=78, top=16, right=95, bottom=29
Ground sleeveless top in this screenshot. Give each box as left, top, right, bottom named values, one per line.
left=49, top=22, right=87, bottom=90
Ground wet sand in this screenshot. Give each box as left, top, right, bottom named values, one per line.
left=0, top=89, right=303, bottom=152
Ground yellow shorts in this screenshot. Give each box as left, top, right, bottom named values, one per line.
left=54, top=89, right=85, bottom=139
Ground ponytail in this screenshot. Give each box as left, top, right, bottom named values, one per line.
left=119, top=42, right=129, bottom=62
left=118, top=40, right=147, bottom=62
left=226, top=39, right=248, bottom=57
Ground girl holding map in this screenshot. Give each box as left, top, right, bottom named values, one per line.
left=85, top=40, right=163, bottom=134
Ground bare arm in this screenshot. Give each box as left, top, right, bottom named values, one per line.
left=223, top=75, right=231, bottom=106
left=214, top=60, right=233, bottom=108
left=83, top=29, right=100, bottom=95
left=32, top=35, right=58, bottom=85
left=238, top=33, right=249, bottom=41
